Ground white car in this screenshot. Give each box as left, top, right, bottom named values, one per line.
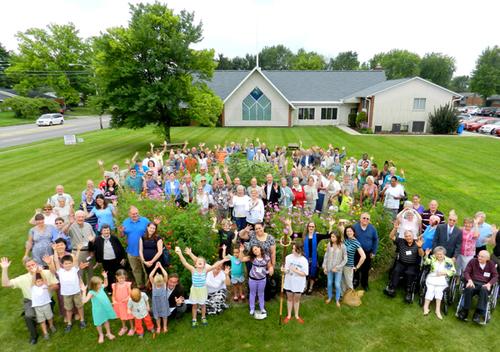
left=463, top=106, right=480, bottom=115
left=36, top=113, right=64, bottom=126
left=478, top=120, right=500, bottom=134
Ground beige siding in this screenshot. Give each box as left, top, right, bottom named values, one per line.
left=372, top=79, right=455, bottom=132
left=292, top=104, right=354, bottom=126
left=224, top=70, right=290, bottom=127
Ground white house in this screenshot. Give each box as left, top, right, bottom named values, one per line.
left=205, top=67, right=461, bottom=132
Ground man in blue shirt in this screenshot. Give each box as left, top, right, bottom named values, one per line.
left=120, top=206, right=153, bottom=288
left=353, top=212, right=379, bottom=291
left=474, top=211, right=492, bottom=255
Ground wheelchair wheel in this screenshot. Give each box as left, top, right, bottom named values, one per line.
left=448, top=276, right=459, bottom=304
left=491, top=284, right=499, bottom=310
left=443, top=300, right=449, bottom=315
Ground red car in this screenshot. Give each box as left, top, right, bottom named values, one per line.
left=465, top=117, right=497, bottom=131
left=495, top=128, right=500, bottom=137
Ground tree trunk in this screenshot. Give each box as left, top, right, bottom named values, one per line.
left=160, top=111, right=171, bottom=143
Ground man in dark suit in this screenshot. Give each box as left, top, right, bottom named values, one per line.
left=432, top=212, right=462, bottom=260
left=166, top=273, right=187, bottom=319
left=300, top=150, right=315, bottom=168
left=262, top=174, right=280, bottom=207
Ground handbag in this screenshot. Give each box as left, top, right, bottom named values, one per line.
left=343, top=289, right=363, bottom=307
left=161, top=245, right=170, bottom=266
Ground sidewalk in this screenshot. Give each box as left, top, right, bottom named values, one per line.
left=336, top=125, right=361, bottom=135
left=336, top=125, right=498, bottom=139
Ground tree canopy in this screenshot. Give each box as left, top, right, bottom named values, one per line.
left=0, top=43, right=11, bottom=88
left=259, top=45, right=294, bottom=70
left=450, top=75, right=470, bottom=93
left=369, top=49, right=421, bottom=79
left=419, top=53, right=456, bottom=88
left=328, top=51, right=360, bottom=70
left=291, top=48, right=326, bottom=70
left=5, top=24, right=91, bottom=105
left=470, top=46, right=500, bottom=99
left=93, top=2, right=222, bottom=141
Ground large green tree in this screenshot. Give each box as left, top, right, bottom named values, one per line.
left=5, top=24, right=91, bottom=104
left=0, top=43, right=12, bottom=87
left=93, top=2, right=221, bottom=141
left=419, top=53, right=455, bottom=87
left=450, top=75, right=470, bottom=93
left=370, top=49, right=421, bottom=79
left=470, top=46, right=500, bottom=99
left=258, top=45, right=294, bottom=70
left=291, top=48, right=326, bottom=70
left=215, top=53, right=234, bottom=70
left=328, top=51, right=360, bottom=70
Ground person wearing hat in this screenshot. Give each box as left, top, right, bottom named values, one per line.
left=194, top=166, right=213, bottom=186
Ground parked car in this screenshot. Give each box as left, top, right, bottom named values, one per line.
left=457, top=113, right=473, bottom=122
left=461, top=106, right=480, bottom=115
left=478, top=107, right=497, bottom=116
left=36, top=113, right=64, bottom=126
left=478, top=119, right=500, bottom=134
left=495, top=128, right=500, bottom=137
left=465, top=117, right=497, bottom=132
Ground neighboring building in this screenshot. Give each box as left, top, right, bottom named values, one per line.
left=0, top=88, right=19, bottom=104
left=486, top=95, right=500, bottom=107
left=458, top=92, right=484, bottom=107
left=206, top=67, right=461, bottom=133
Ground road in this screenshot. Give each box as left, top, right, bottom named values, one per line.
left=0, top=116, right=111, bottom=148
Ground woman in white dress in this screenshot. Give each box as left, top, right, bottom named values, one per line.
left=282, top=240, right=308, bottom=324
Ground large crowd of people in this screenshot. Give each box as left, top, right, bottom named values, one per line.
left=1, top=139, right=499, bottom=345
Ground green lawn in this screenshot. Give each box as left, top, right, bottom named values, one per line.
left=0, top=111, right=33, bottom=127
left=64, top=106, right=100, bottom=116
left=0, top=126, right=499, bottom=352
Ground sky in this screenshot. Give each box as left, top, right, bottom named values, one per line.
left=1, top=0, right=499, bottom=76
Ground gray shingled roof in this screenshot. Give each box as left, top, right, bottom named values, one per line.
left=206, top=70, right=387, bottom=102
left=342, top=78, right=411, bottom=99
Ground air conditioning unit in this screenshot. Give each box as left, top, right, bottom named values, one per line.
left=411, top=121, right=425, bottom=133
left=391, top=123, right=401, bottom=133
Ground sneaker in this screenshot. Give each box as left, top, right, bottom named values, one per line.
left=50, top=326, right=57, bottom=333
left=29, top=338, right=37, bottom=345
left=249, top=310, right=255, bottom=316
left=79, top=321, right=87, bottom=329
left=261, top=310, right=267, bottom=315
left=457, top=309, right=468, bottom=321
left=296, top=316, right=305, bottom=324
left=64, top=325, right=72, bottom=334
left=404, top=292, right=413, bottom=304
left=43, top=334, right=50, bottom=340
left=201, top=317, right=208, bottom=326
left=282, top=316, right=291, bottom=324
left=472, top=313, right=481, bottom=324
left=191, top=320, right=198, bottom=328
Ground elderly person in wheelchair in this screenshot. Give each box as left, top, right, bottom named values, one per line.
left=422, top=246, right=456, bottom=319
left=457, top=250, right=498, bottom=324
left=384, top=227, right=424, bottom=303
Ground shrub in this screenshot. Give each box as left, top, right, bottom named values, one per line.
left=429, top=103, right=459, bottom=134
left=3, top=96, right=60, bottom=119
left=348, top=112, right=357, bottom=127
left=265, top=202, right=394, bottom=273
left=356, top=111, right=367, bottom=128
left=116, top=190, right=217, bottom=288
left=227, top=155, right=280, bottom=186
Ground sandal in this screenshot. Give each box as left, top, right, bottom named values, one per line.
left=127, top=329, right=135, bottom=336
left=118, top=327, right=128, bottom=336
left=106, top=333, right=115, bottom=341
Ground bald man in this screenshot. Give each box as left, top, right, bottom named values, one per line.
left=458, top=250, right=498, bottom=324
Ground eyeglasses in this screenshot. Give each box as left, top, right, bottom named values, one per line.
left=362, top=217, right=370, bottom=220
left=308, top=225, right=315, bottom=228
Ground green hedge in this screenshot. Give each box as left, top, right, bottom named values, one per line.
left=3, top=96, right=61, bottom=119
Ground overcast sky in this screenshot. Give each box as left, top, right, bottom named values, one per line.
left=1, top=0, right=499, bottom=76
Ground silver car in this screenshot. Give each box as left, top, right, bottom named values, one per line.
left=36, top=113, right=64, bottom=126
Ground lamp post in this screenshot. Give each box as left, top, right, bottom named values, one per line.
left=68, top=63, right=102, bottom=129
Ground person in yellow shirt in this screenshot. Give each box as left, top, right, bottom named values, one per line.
left=1, top=257, right=58, bottom=345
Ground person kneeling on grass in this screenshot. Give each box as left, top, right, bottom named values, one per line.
left=282, top=240, right=308, bottom=324
left=81, top=272, right=117, bottom=344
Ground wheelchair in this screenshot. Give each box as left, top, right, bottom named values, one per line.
left=384, top=256, right=421, bottom=304
left=455, top=278, right=499, bottom=325
left=418, top=265, right=460, bottom=315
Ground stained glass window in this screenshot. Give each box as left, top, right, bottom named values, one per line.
left=242, top=87, right=271, bottom=120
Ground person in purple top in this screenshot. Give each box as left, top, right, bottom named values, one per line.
left=353, top=213, right=379, bottom=291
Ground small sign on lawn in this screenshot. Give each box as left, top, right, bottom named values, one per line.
left=64, top=135, right=77, bottom=145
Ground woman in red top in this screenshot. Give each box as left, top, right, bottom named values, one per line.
left=291, top=177, right=305, bottom=208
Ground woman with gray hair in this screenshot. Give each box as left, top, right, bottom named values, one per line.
left=422, top=246, right=456, bottom=319
left=232, top=185, right=250, bottom=230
